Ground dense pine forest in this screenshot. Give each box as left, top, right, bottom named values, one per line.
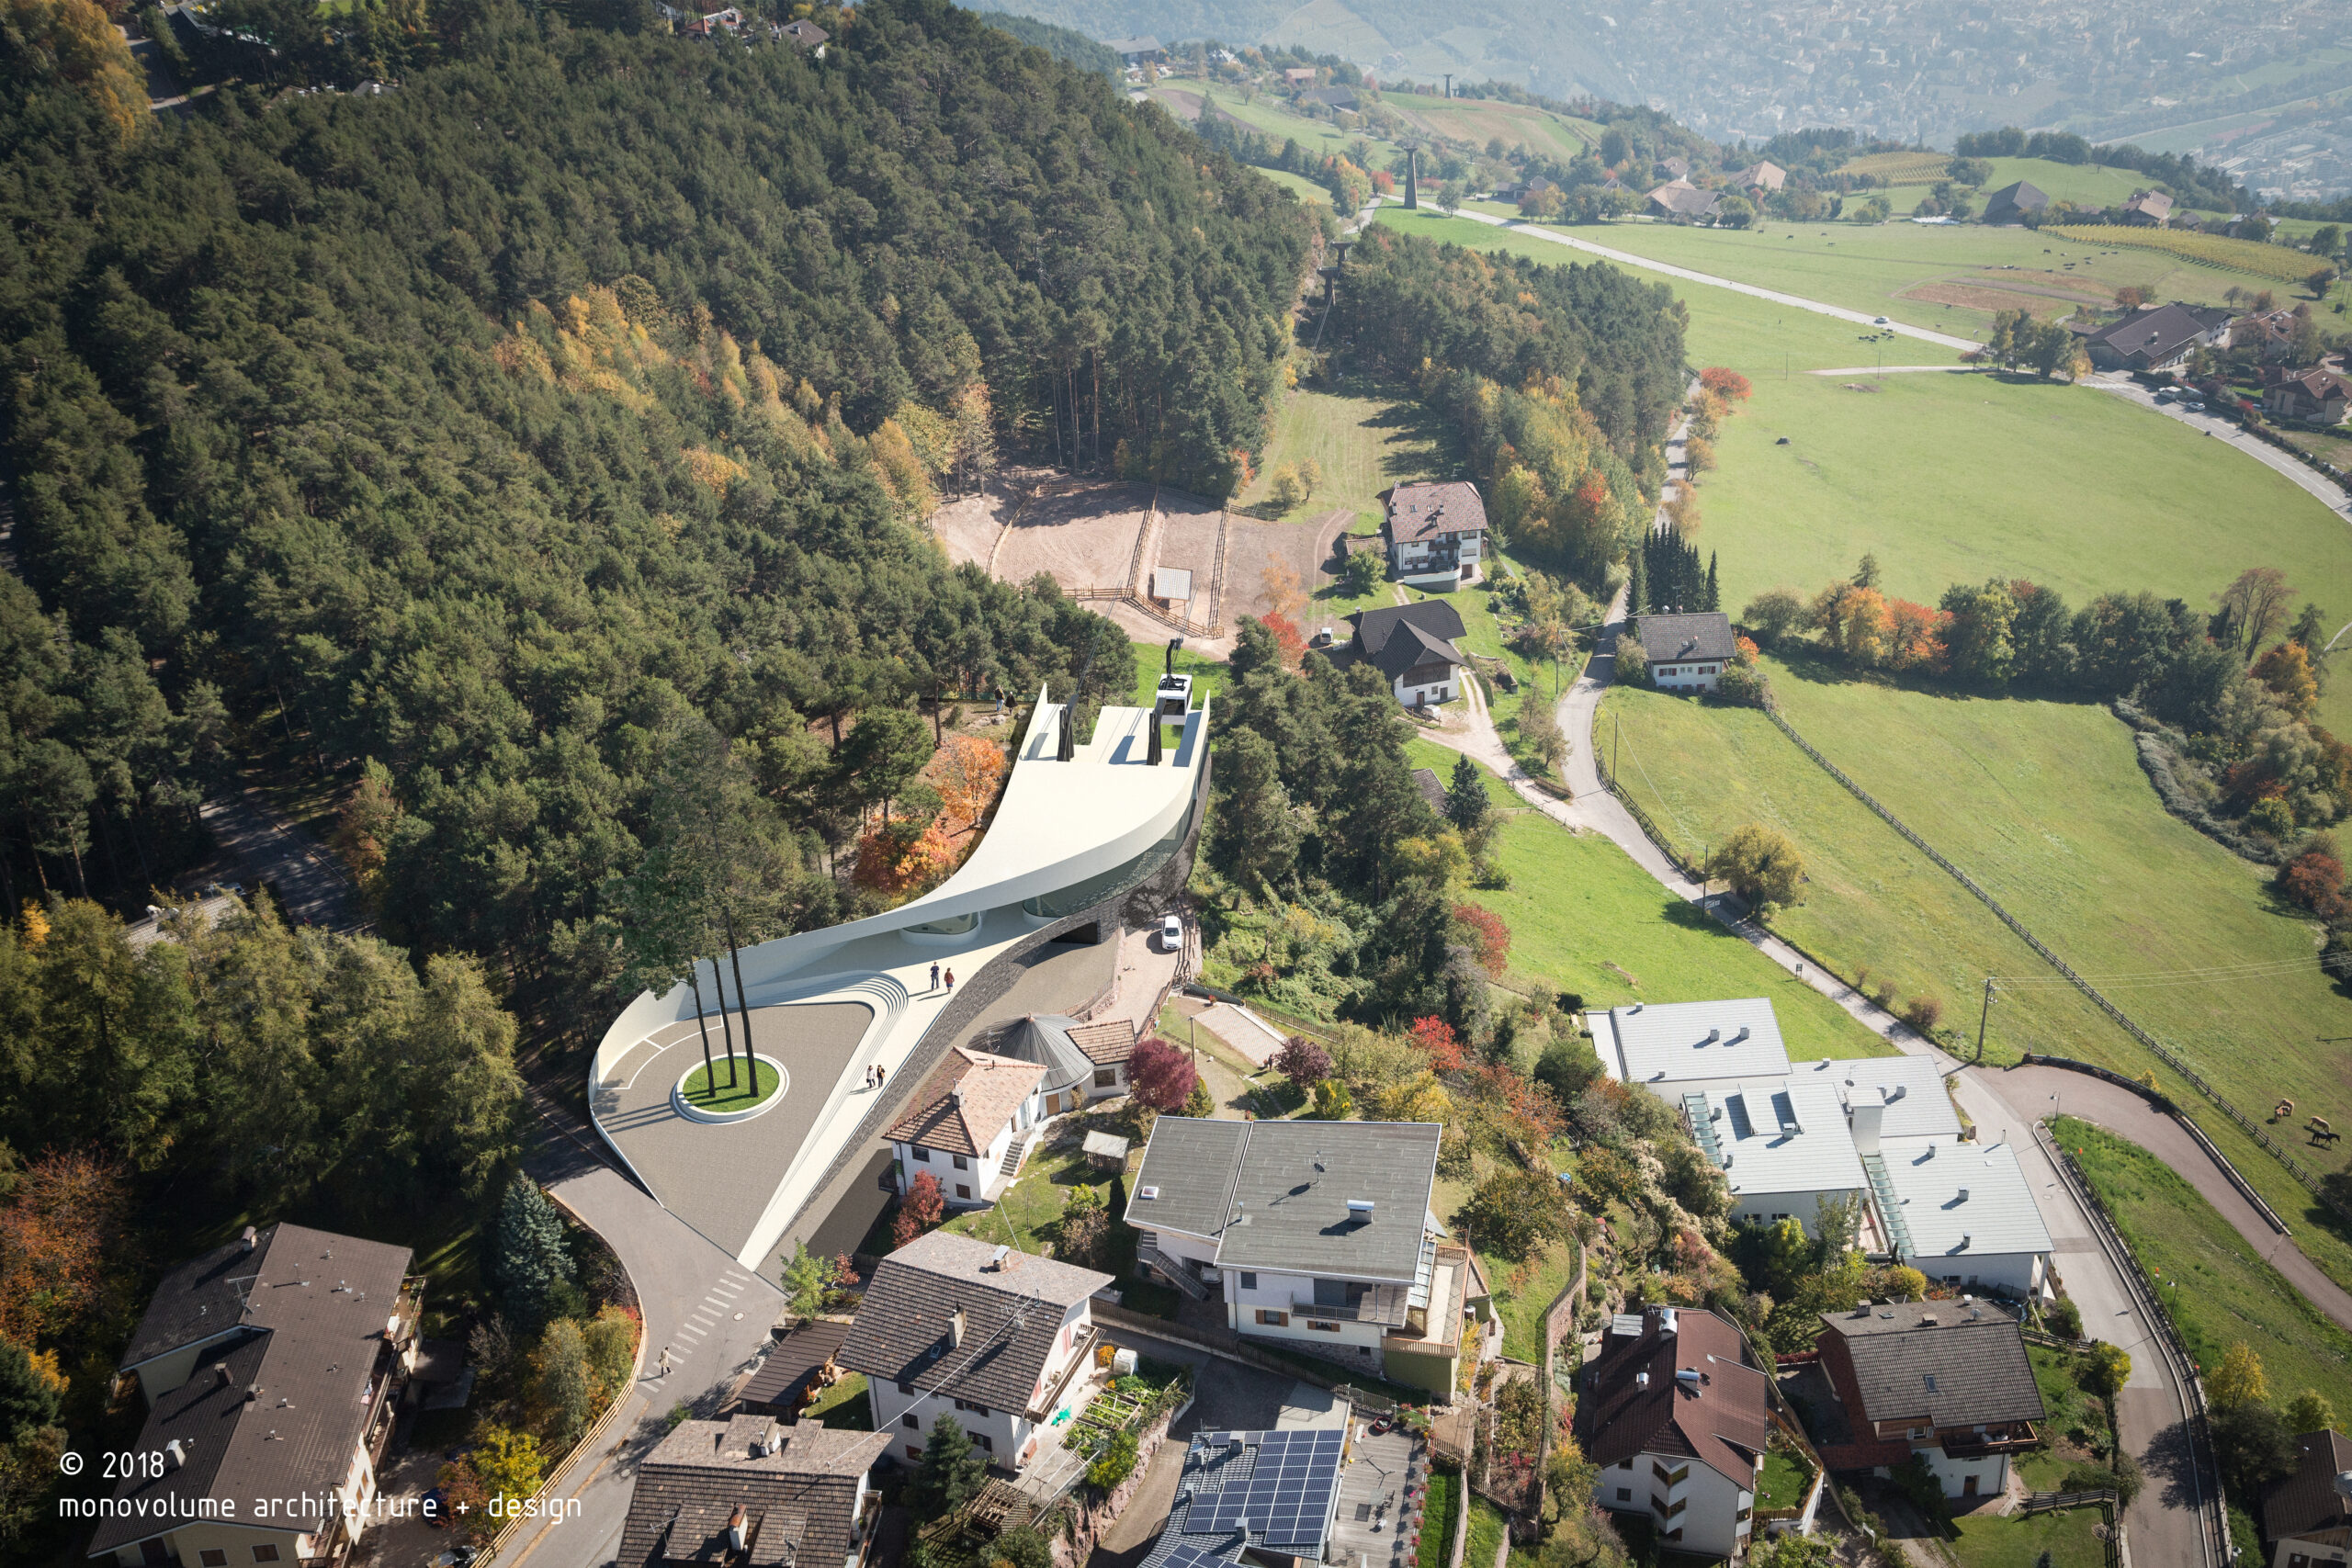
left=0, top=0, right=1311, bottom=1010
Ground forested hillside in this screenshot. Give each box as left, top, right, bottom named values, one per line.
left=0, top=0, right=1310, bottom=1025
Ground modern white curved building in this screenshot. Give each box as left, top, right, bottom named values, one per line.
left=589, top=682, right=1211, bottom=1275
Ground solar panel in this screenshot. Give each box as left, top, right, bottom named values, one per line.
left=1193, top=1429, right=1345, bottom=1545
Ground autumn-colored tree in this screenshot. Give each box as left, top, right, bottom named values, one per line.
left=853, top=820, right=957, bottom=896
left=1372, top=1069, right=1453, bottom=1124
left=1272, top=1035, right=1333, bottom=1084
left=2216, top=568, right=2297, bottom=657
left=332, top=761, right=402, bottom=890
left=0, top=1151, right=130, bottom=1346
left=1808, top=581, right=1892, bottom=666
left=1883, top=599, right=1947, bottom=671
left=892, top=1170, right=946, bottom=1248
left=1260, top=611, right=1308, bottom=670
left=1408, top=1015, right=1465, bottom=1072
left=1129, top=1036, right=1200, bottom=1111
left=2253, top=640, right=2322, bottom=721
left=1453, top=903, right=1511, bottom=977
left=442, top=1426, right=543, bottom=1542
left=931, top=734, right=1008, bottom=835
left=2209, top=1341, right=2269, bottom=1409
left=2277, top=848, right=2347, bottom=919
left=1698, top=367, right=1752, bottom=402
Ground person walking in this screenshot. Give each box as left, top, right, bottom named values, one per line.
left=876, top=1064, right=887, bottom=1089
left=944, top=968, right=956, bottom=994
left=929, top=961, right=941, bottom=991
left=659, top=1346, right=673, bottom=1378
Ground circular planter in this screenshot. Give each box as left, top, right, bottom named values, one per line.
left=673, top=1054, right=791, bottom=1123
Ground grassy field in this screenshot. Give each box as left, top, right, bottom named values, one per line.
left=1459, top=778, right=1895, bottom=1062
left=2061, top=1115, right=2352, bottom=1416
left=1841, top=153, right=2210, bottom=217
left=1237, top=377, right=1456, bottom=527
left=1947, top=1501, right=2109, bottom=1568
left=1465, top=1495, right=1510, bottom=1568
left=1599, top=665, right=2352, bottom=1286
left=1251, top=164, right=1340, bottom=208
left=1418, top=1469, right=1461, bottom=1568
left=1129, top=645, right=1228, bottom=709
left=1381, top=89, right=1596, bottom=164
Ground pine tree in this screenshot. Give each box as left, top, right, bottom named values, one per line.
left=536, top=1317, right=594, bottom=1445
left=1705, top=552, right=1720, bottom=612
left=495, top=1175, right=573, bottom=1325
left=916, top=1414, right=989, bottom=1511
left=1627, top=536, right=1648, bottom=615
left=1444, top=753, right=1490, bottom=833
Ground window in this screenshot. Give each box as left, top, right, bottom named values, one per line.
left=1094, top=1067, right=1117, bottom=1088
left=1652, top=1495, right=1686, bottom=1519
left=956, top=1184, right=971, bottom=1200
left=200, top=1554, right=229, bottom=1567
left=899, top=1381, right=915, bottom=1395
left=909, top=1445, right=924, bottom=1461
left=1239, top=1272, right=1257, bottom=1291
left=975, top=1433, right=993, bottom=1451
left=955, top=1399, right=991, bottom=1416
left=1652, top=1461, right=1689, bottom=1486
left=903, top=1413, right=919, bottom=1430
left=1619, top=1459, right=1634, bottom=1470
left=254, top=1551, right=284, bottom=1565
left=1307, top=1319, right=1340, bottom=1333
left=913, top=1146, right=929, bottom=1162
left=953, top=1154, right=969, bottom=1170
left=1616, top=1488, right=1634, bottom=1503
left=1255, top=1309, right=1289, bottom=1327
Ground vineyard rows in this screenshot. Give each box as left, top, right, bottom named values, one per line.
left=2044, top=224, right=2323, bottom=283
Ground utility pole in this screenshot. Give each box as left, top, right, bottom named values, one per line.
left=1974, top=977, right=1996, bottom=1064
left=1611, top=711, right=1620, bottom=784
left=1442, top=73, right=1453, bottom=100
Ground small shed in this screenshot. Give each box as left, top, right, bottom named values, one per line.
left=737, top=1319, right=850, bottom=1419
left=1082, top=1129, right=1132, bottom=1171
left=1150, top=567, right=1193, bottom=609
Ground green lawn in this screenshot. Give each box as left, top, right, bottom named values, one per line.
left=1465, top=1495, right=1510, bottom=1568
left=940, top=1136, right=1120, bottom=1260
left=1236, top=377, right=1460, bottom=529
left=2028, top=1345, right=2114, bottom=1459
left=2060, top=1116, right=2352, bottom=1419
left=1382, top=91, right=1596, bottom=164
left=1419, top=1468, right=1462, bottom=1568
left=807, top=1371, right=872, bottom=1430
left=1251, top=165, right=1340, bottom=208
left=1849, top=156, right=2209, bottom=217
left=1947, top=1501, right=2109, bottom=1568
left=1461, top=785, right=1895, bottom=1061
left=1400, top=559, right=1554, bottom=753
left=1479, top=1237, right=1578, bottom=1363
left=1130, top=645, right=1228, bottom=710
left=1600, top=668, right=2352, bottom=1287
left=681, top=1055, right=780, bottom=1108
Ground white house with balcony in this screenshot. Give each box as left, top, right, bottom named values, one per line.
left=838, top=1230, right=1112, bottom=1474
left=1385, top=481, right=1487, bottom=588
left=886, top=1047, right=1049, bottom=1208
left=1580, top=1305, right=1771, bottom=1560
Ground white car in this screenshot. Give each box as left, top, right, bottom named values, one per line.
left=1160, top=914, right=1184, bottom=951
left=1872, top=315, right=1890, bottom=325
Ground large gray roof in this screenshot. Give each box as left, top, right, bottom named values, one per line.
left=1600, top=998, right=1792, bottom=1089
left=1703, top=1078, right=1867, bottom=1201
left=616, top=1416, right=888, bottom=1568
left=1128, top=1118, right=1442, bottom=1283
left=1638, top=611, right=1735, bottom=663
left=1790, top=1055, right=1962, bottom=1140
left=1818, top=1301, right=2044, bottom=1429
left=835, top=1230, right=1109, bottom=1415
left=1879, top=1139, right=2052, bottom=1264
left=1349, top=602, right=1467, bottom=682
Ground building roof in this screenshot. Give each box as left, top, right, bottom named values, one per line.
left=738, top=1320, right=850, bottom=1416
left=837, top=1231, right=1107, bottom=1415
left=1578, top=1306, right=1771, bottom=1486
left=1129, top=1117, right=1250, bottom=1240
left=1140, top=1428, right=1347, bottom=1568
left=616, top=1416, right=888, bottom=1568
left=2276, top=367, right=2352, bottom=402
left=993, top=1015, right=1096, bottom=1095
left=1700, top=1077, right=1867, bottom=1201
left=1151, top=567, right=1194, bottom=603
left=1129, top=1118, right=1443, bottom=1283
left=1067, top=1017, right=1136, bottom=1066
left=1349, top=601, right=1467, bottom=682
left=1386, top=480, right=1488, bottom=543
left=1638, top=611, right=1736, bottom=663
left=2084, top=303, right=2221, bottom=363
left=1816, top=1300, right=2045, bottom=1430
left=1105, top=34, right=1161, bottom=53
left=1657, top=156, right=1690, bottom=179
left=1878, top=1139, right=2053, bottom=1265
left=91, top=1224, right=414, bottom=1556
left=1792, top=1055, right=1962, bottom=1141
left=885, top=1047, right=1046, bottom=1156
left=1983, top=180, right=2047, bottom=214
left=1596, top=998, right=1792, bottom=1089
left=1647, top=179, right=1723, bottom=216
left=2267, top=1429, right=2352, bottom=1542
left=1735, top=160, right=1787, bottom=191
left=1411, top=767, right=1450, bottom=815
left=2124, top=190, right=2174, bottom=221
left=780, top=17, right=826, bottom=45
left=1301, top=86, right=1361, bottom=110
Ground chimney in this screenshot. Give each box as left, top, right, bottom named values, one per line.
left=1347, top=1199, right=1376, bottom=1221
left=240, top=1225, right=258, bottom=1253
left=1636, top=1371, right=1650, bottom=1390
left=989, top=1245, right=1011, bottom=1271
left=1957, top=1188, right=1970, bottom=1202
left=165, top=1440, right=185, bottom=1471
left=1676, top=1369, right=1702, bottom=1391
left=1659, top=1307, right=1679, bottom=1337
left=1960, top=1234, right=1973, bottom=1251
left=1733, top=1025, right=1750, bottom=1043
left=950, top=1306, right=967, bottom=1348
left=1703, top=1028, right=1720, bottom=1045
left=729, top=1505, right=749, bottom=1552
left=1849, top=1087, right=1884, bottom=1156
left=1853, top=1301, right=1871, bottom=1317
left=212, top=1362, right=233, bottom=1390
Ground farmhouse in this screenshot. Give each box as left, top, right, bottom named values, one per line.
left=1499, top=175, right=1560, bottom=206
left=2264, top=1428, right=2352, bottom=1568
left=1105, top=35, right=1163, bottom=63
left=2265, top=367, right=2352, bottom=424
left=1300, top=86, right=1362, bottom=112
left=615, top=1416, right=889, bottom=1568
left=1283, top=66, right=1317, bottom=86
left=885, top=1047, right=1051, bottom=1207
left=2121, top=189, right=2175, bottom=226
left=779, top=18, right=827, bottom=53
left=1732, top=160, right=1787, bottom=194
left=2233, top=308, right=2303, bottom=363
left=1343, top=601, right=1470, bottom=707
left=839, top=1229, right=1112, bottom=1472
left=2081, top=302, right=2231, bottom=372
left=1655, top=155, right=1690, bottom=181
left=88, top=1224, right=422, bottom=1568
left=1639, top=611, right=1736, bottom=693
left=1580, top=1305, right=1771, bottom=1560
left=1646, top=179, right=1724, bottom=220
left=1385, top=479, right=1487, bottom=586
left=1979, top=180, right=2047, bottom=225
left=1126, top=1118, right=1478, bottom=1398
left=1810, top=1300, right=2043, bottom=1500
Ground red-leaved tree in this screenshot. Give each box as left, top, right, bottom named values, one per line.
left=1408, top=1016, right=1464, bottom=1072
left=0, top=1150, right=130, bottom=1345
left=1453, top=904, right=1511, bottom=978
left=1698, top=367, right=1752, bottom=402
left=1261, top=611, right=1308, bottom=670
left=892, top=1170, right=945, bottom=1248
left=1129, top=1036, right=1201, bottom=1111
left=2279, top=849, right=2348, bottom=919
left=1272, top=1035, right=1333, bottom=1084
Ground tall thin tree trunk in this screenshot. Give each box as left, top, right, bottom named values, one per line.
left=724, top=907, right=756, bottom=1095
left=688, top=968, right=717, bottom=1093
left=712, top=953, right=740, bottom=1088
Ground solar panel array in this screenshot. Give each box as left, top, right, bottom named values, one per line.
left=1193, top=1428, right=1344, bottom=1546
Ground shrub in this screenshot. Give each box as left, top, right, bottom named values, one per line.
left=1087, top=1428, right=1140, bottom=1491
left=1308, top=1077, right=1354, bottom=1119
left=2048, top=1296, right=2084, bottom=1339
left=2278, top=849, right=2348, bottom=919
left=893, top=1171, right=945, bottom=1248
left=1459, top=1166, right=1576, bottom=1259
left=1274, top=1035, right=1333, bottom=1084
left=1612, top=632, right=1648, bottom=686
left=1902, top=995, right=1943, bottom=1033
left=1706, top=823, right=1805, bottom=912
left=1130, top=1036, right=1200, bottom=1111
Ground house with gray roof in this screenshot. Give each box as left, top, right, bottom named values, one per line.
left=1104, top=35, right=1162, bottom=62
left=1980, top=180, right=2047, bottom=226
left=1385, top=480, right=1487, bottom=588
left=2082, top=302, right=2232, bottom=372
left=1342, top=601, right=1469, bottom=708
left=1870, top=1137, right=2053, bottom=1297
left=1637, top=611, right=1736, bottom=693
left=1645, top=178, right=1724, bottom=220
left=616, top=1415, right=888, bottom=1568
left=1595, top=998, right=1792, bottom=1096
left=1813, top=1299, right=2043, bottom=1499
left=2265, top=1428, right=2352, bottom=1568
left=1126, top=1119, right=1469, bottom=1393
left=88, top=1224, right=422, bottom=1568
left=837, top=1229, right=1111, bottom=1473
left=1580, top=1305, right=1771, bottom=1559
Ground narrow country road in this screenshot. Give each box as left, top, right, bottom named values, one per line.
left=495, top=1086, right=784, bottom=1567
left=2087, top=372, right=2352, bottom=523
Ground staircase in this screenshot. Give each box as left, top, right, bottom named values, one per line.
left=1137, top=1235, right=1209, bottom=1301
left=1000, top=1128, right=1037, bottom=1181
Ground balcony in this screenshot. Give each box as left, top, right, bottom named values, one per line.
left=1290, top=1286, right=1411, bottom=1329
left=1941, top=1424, right=2039, bottom=1458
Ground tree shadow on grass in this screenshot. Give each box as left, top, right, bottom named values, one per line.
left=1659, top=897, right=1744, bottom=938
